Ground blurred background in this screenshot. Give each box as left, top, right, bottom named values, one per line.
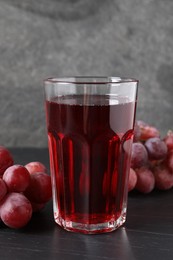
left=0, top=0, right=172, bottom=147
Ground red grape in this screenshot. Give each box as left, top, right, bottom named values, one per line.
left=163, top=130, right=173, bottom=151
left=145, top=137, right=167, bottom=160
left=3, top=165, right=31, bottom=192
left=135, top=167, right=155, bottom=193
left=24, top=172, right=52, bottom=203
left=25, top=161, right=47, bottom=174
left=166, top=151, right=173, bottom=172
left=131, top=142, right=148, bottom=169
left=136, top=121, right=160, bottom=141
left=0, top=146, right=14, bottom=176
left=128, top=168, right=137, bottom=192
left=133, top=122, right=141, bottom=142
left=0, top=192, right=32, bottom=228
left=154, top=165, right=173, bottom=190
left=0, top=178, right=7, bottom=201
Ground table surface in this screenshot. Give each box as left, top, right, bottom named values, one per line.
left=0, top=148, right=173, bottom=260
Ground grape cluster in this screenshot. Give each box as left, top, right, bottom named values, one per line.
left=128, top=121, right=173, bottom=193
left=0, top=146, right=52, bottom=229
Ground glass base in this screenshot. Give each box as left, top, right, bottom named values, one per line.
left=54, top=212, right=126, bottom=234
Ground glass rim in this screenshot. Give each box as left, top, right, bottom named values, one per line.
left=44, top=76, right=138, bottom=85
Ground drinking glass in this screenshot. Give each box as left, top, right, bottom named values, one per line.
left=44, top=77, right=138, bottom=234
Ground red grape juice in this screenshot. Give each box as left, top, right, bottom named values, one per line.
left=46, top=94, right=136, bottom=233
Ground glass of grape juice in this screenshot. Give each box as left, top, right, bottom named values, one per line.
left=44, top=77, right=138, bottom=234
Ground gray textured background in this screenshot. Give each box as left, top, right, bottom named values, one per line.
left=0, top=0, right=173, bottom=147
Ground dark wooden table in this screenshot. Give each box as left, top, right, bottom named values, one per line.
left=0, top=148, right=173, bottom=260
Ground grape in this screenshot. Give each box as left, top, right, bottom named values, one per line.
left=154, top=165, right=173, bottom=190
left=136, top=121, right=160, bottom=141
left=145, top=137, right=168, bottom=160
left=3, top=165, right=31, bottom=192
left=25, top=161, right=47, bottom=174
left=24, top=172, right=52, bottom=203
left=0, top=146, right=14, bottom=176
left=0, top=178, right=7, bottom=201
left=135, top=167, right=155, bottom=193
left=0, top=192, right=32, bottom=228
left=163, top=130, right=173, bottom=151
left=128, top=168, right=137, bottom=192
left=166, top=151, right=173, bottom=172
left=131, top=142, right=148, bottom=169
left=133, top=122, right=141, bottom=142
